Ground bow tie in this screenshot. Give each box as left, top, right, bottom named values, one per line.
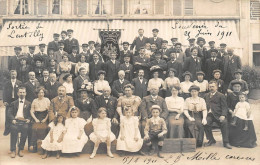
left=104, top=97, right=109, bottom=100
left=20, top=100, right=23, bottom=103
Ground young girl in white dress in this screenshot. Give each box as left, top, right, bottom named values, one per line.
left=41, top=114, right=66, bottom=159
left=62, top=107, right=88, bottom=155
left=116, top=106, right=143, bottom=154
left=89, top=107, right=116, bottom=159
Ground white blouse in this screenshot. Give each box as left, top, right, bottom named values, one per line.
left=193, top=80, right=208, bottom=92
left=75, top=62, right=89, bottom=75
left=63, top=82, right=74, bottom=94
left=147, top=78, right=165, bottom=91
left=180, top=81, right=194, bottom=93
left=165, top=96, right=184, bottom=114
left=94, top=80, right=110, bottom=96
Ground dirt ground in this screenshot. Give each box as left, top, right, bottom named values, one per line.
left=0, top=99, right=259, bottom=165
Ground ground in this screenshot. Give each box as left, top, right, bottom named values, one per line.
left=0, top=99, right=259, bottom=165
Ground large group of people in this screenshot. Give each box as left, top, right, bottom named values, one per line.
left=3, top=28, right=257, bottom=160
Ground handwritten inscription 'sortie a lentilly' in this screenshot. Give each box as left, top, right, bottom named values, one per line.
left=7, top=22, right=44, bottom=41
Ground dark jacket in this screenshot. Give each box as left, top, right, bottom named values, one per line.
left=45, top=81, right=62, bottom=100
left=112, top=79, right=130, bottom=98
left=24, top=80, right=40, bottom=103
left=105, top=60, right=120, bottom=84
left=95, top=95, right=118, bottom=119
left=3, top=79, right=23, bottom=104
left=89, top=61, right=105, bottom=81
left=183, top=56, right=202, bottom=81
left=131, top=77, right=148, bottom=99
left=7, top=99, right=31, bottom=122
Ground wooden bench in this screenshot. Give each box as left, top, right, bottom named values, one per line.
left=82, top=138, right=196, bottom=154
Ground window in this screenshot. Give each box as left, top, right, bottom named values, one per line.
left=13, top=0, right=29, bottom=15
left=0, top=0, right=7, bottom=15
left=184, top=0, right=193, bottom=15
left=154, top=0, right=164, bottom=15
left=36, top=0, right=48, bottom=15
left=250, top=0, right=260, bottom=20
left=130, top=0, right=152, bottom=15
left=92, top=0, right=112, bottom=15
left=253, top=44, right=260, bottom=66
left=52, top=0, right=61, bottom=14
left=74, top=0, right=88, bottom=15
left=172, top=0, right=182, bottom=16
left=114, top=0, right=123, bottom=15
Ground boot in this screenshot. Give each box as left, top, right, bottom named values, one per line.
left=157, top=145, right=164, bottom=158
left=42, top=151, right=49, bottom=159
left=56, top=151, right=61, bottom=159
left=148, top=145, right=155, bottom=156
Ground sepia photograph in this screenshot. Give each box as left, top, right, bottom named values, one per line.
left=0, top=0, right=259, bottom=164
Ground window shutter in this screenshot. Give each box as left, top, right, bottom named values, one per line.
left=172, top=0, right=181, bottom=16
left=155, top=0, right=164, bottom=14
left=184, top=0, right=193, bottom=15
left=0, top=0, right=7, bottom=15
left=114, top=0, right=123, bottom=14
left=250, top=0, right=260, bottom=20
left=74, top=0, right=87, bottom=15
left=38, top=0, right=48, bottom=15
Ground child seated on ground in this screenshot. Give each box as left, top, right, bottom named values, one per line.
left=231, top=93, right=252, bottom=131
left=116, top=106, right=144, bottom=155
left=62, top=107, right=88, bottom=155
left=41, top=114, right=66, bottom=159
left=144, top=105, right=167, bottom=158
left=89, top=107, right=116, bottom=159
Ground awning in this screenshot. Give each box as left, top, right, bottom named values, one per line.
left=0, top=19, right=242, bottom=56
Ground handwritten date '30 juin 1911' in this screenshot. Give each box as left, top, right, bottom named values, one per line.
left=122, top=152, right=255, bottom=165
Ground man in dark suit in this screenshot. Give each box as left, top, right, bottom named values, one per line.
left=217, top=43, right=228, bottom=62
left=119, top=42, right=132, bottom=64
left=119, top=54, right=134, bottom=82
left=185, top=38, right=196, bottom=58
left=139, top=85, right=168, bottom=136
left=205, top=49, right=222, bottom=81
left=183, top=47, right=202, bottom=81
left=105, top=53, right=120, bottom=85
left=160, top=40, right=171, bottom=61
left=68, top=45, right=80, bottom=63
left=149, top=28, right=163, bottom=49
left=148, top=52, right=167, bottom=79
left=112, top=70, right=130, bottom=98
left=223, top=48, right=242, bottom=88
left=196, top=37, right=208, bottom=69
left=60, top=30, right=67, bottom=42
left=79, top=43, right=89, bottom=62
left=133, top=47, right=150, bottom=79
left=26, top=46, right=36, bottom=66
left=131, top=69, right=148, bottom=99
left=47, top=33, right=60, bottom=53
left=73, top=67, right=91, bottom=100
left=130, top=28, right=149, bottom=55
left=64, top=29, right=79, bottom=54
left=89, top=53, right=105, bottom=81
left=3, top=70, right=22, bottom=136
left=34, top=43, right=49, bottom=68
left=24, top=72, right=40, bottom=103
left=206, top=41, right=218, bottom=60
left=38, top=69, right=50, bottom=87
left=7, top=86, right=31, bottom=158
left=204, top=81, right=232, bottom=149
left=168, top=43, right=186, bottom=64
left=168, top=38, right=178, bottom=53
left=95, top=86, right=119, bottom=136
left=45, top=73, right=62, bottom=100
left=8, top=46, right=22, bottom=71
left=166, top=52, right=183, bottom=80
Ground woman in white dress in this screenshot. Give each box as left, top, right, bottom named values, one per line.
left=193, top=71, right=208, bottom=98
left=62, top=74, right=74, bottom=97
left=180, top=71, right=194, bottom=100
left=89, top=107, right=116, bottom=159
left=75, top=54, right=89, bottom=76
left=62, top=107, right=88, bottom=155
left=94, top=70, right=110, bottom=96
left=117, top=107, right=143, bottom=153
left=41, top=114, right=66, bottom=159
left=164, top=68, right=180, bottom=97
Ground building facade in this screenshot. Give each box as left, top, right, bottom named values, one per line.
left=0, top=0, right=259, bottom=69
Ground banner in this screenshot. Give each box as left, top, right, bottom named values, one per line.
left=99, top=30, right=121, bottom=60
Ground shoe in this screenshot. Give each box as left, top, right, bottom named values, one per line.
left=3, top=130, right=10, bottom=136
left=138, top=151, right=146, bottom=156
left=157, top=151, right=164, bottom=158
left=29, top=146, right=34, bottom=152
left=89, top=153, right=96, bottom=159
left=10, top=151, right=16, bottom=158
left=42, top=153, right=48, bottom=159
left=230, top=121, right=236, bottom=126
left=224, top=143, right=232, bottom=149
left=196, top=141, right=203, bottom=148
left=107, top=152, right=114, bottom=158
left=18, top=150, right=24, bottom=157
left=204, top=140, right=216, bottom=147
left=148, top=147, right=155, bottom=156
left=56, top=151, right=61, bottom=159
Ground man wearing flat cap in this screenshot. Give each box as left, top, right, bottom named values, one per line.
left=64, top=29, right=79, bottom=54
left=47, top=33, right=60, bottom=53
left=204, top=81, right=232, bottom=149
left=119, top=41, right=132, bottom=64
left=168, top=38, right=178, bottom=53
left=184, top=38, right=196, bottom=58
left=147, top=52, right=167, bottom=79
left=54, top=41, right=68, bottom=63
left=205, top=49, right=222, bottom=81
left=26, top=46, right=36, bottom=66
left=206, top=41, right=218, bottom=60
left=130, top=29, right=149, bottom=55
left=223, top=47, right=242, bottom=89
left=149, top=29, right=163, bottom=49
left=217, top=43, right=228, bottom=61
left=8, top=47, right=22, bottom=71
left=34, top=43, right=48, bottom=68
left=160, top=40, right=171, bottom=61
